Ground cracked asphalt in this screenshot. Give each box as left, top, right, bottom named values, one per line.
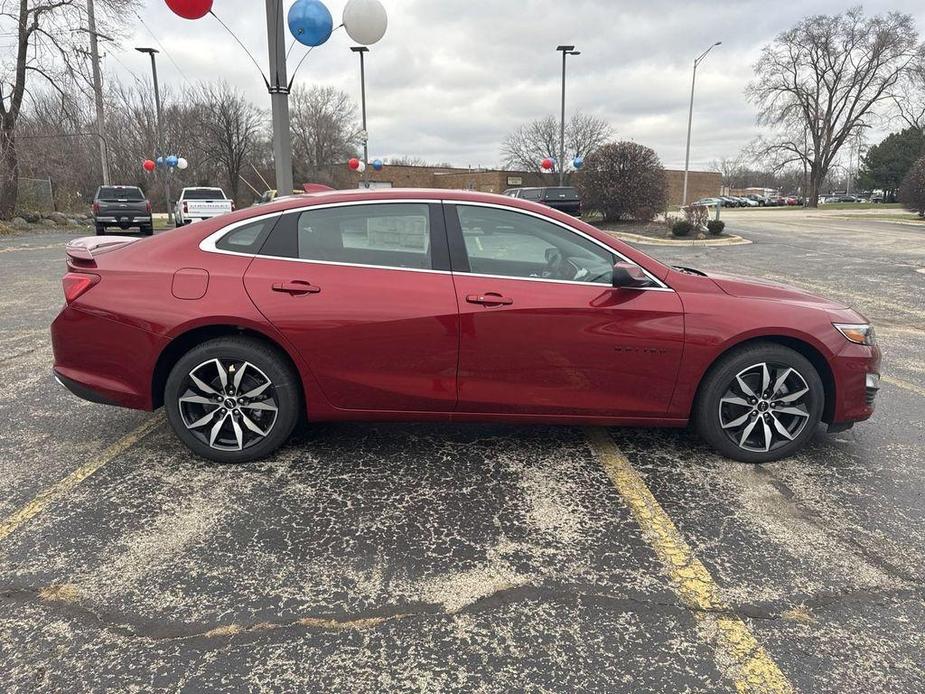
left=1, top=208, right=923, bottom=692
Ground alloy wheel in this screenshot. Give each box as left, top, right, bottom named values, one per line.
left=718, top=361, right=812, bottom=454
left=178, top=358, right=279, bottom=452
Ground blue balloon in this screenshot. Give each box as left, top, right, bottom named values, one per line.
left=372, top=159, right=383, bottom=171
left=288, top=0, right=333, bottom=47
left=166, top=155, right=179, bottom=168
left=156, top=156, right=165, bottom=167
left=573, top=156, right=584, bottom=169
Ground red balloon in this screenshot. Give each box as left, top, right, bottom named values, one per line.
left=541, top=158, right=554, bottom=170
left=165, top=0, right=213, bottom=20
left=348, top=158, right=360, bottom=171
left=143, top=159, right=156, bottom=172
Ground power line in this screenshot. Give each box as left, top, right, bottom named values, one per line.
left=135, top=11, right=194, bottom=88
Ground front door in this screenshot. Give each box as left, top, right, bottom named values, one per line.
left=446, top=203, right=684, bottom=417
left=244, top=202, right=459, bottom=412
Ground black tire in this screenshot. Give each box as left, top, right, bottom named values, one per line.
left=164, top=336, right=301, bottom=463
left=693, top=342, right=824, bottom=463
left=140, top=225, right=153, bottom=236
left=95, top=224, right=105, bottom=235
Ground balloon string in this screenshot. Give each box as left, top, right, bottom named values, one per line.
left=209, top=10, right=271, bottom=91
left=287, top=24, right=344, bottom=92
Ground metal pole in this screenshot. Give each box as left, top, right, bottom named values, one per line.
left=266, top=0, right=294, bottom=195
left=359, top=49, right=369, bottom=189
left=559, top=50, right=567, bottom=187
left=681, top=61, right=697, bottom=207
left=86, top=0, right=110, bottom=185
left=146, top=52, right=172, bottom=224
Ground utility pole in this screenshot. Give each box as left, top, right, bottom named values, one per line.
left=136, top=47, right=172, bottom=224
left=266, top=0, right=294, bottom=195
left=86, top=0, right=110, bottom=184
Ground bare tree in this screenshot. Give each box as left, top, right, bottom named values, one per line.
left=892, top=59, right=925, bottom=131
left=500, top=112, right=612, bottom=171
left=0, top=0, right=137, bottom=217
left=747, top=8, right=924, bottom=206
left=191, top=82, right=264, bottom=204
left=289, top=85, right=360, bottom=182
left=710, top=156, right=746, bottom=189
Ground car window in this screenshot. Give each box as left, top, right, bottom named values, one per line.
left=542, top=187, right=579, bottom=201
left=184, top=188, right=225, bottom=200
left=520, top=189, right=542, bottom=201
left=297, top=203, right=431, bottom=270
left=456, top=205, right=615, bottom=284
left=216, top=217, right=276, bottom=253
left=98, top=186, right=144, bottom=201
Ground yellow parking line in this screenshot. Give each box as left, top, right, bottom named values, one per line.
left=0, top=417, right=162, bottom=543
left=586, top=428, right=792, bottom=694
left=882, top=375, right=925, bottom=398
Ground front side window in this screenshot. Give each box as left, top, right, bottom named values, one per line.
left=297, top=203, right=431, bottom=270
left=456, top=205, right=616, bottom=284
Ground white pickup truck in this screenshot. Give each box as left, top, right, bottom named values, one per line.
left=174, top=187, right=234, bottom=226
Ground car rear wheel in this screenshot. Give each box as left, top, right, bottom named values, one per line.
left=694, top=343, right=823, bottom=463
left=164, top=336, right=301, bottom=463
left=95, top=224, right=105, bottom=236
left=140, top=225, right=153, bottom=236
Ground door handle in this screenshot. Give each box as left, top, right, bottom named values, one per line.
left=466, top=292, right=513, bottom=306
left=272, top=280, right=321, bottom=295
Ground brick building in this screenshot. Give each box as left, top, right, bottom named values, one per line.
left=312, top=164, right=720, bottom=208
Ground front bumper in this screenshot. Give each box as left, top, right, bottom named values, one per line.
left=829, top=341, right=881, bottom=425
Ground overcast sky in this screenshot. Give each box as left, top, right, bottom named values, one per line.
left=110, top=0, right=925, bottom=171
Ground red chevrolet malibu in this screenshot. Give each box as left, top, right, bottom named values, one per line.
left=51, top=189, right=880, bottom=464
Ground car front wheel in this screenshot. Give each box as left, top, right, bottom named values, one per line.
left=694, top=343, right=824, bottom=463
left=164, top=336, right=301, bottom=463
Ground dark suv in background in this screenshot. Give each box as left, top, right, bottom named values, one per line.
left=504, top=186, right=582, bottom=217
left=92, top=185, right=153, bottom=236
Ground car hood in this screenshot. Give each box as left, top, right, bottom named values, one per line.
left=707, top=272, right=850, bottom=309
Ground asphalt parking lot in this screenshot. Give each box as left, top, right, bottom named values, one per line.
left=1, top=209, right=924, bottom=692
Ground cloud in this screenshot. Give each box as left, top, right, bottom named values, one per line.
left=112, top=0, right=925, bottom=169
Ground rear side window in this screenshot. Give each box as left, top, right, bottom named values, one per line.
left=98, top=186, right=144, bottom=201
left=216, top=217, right=276, bottom=253
left=542, top=187, right=579, bottom=201
left=297, top=203, right=431, bottom=270
left=520, top=189, right=542, bottom=201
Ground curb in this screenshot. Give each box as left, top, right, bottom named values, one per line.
left=604, top=230, right=753, bottom=247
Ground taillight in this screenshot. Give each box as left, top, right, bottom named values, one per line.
left=92, top=201, right=100, bottom=215
left=62, top=272, right=100, bottom=304
left=231, top=201, right=236, bottom=211
left=183, top=201, right=188, bottom=213
left=145, top=200, right=152, bottom=213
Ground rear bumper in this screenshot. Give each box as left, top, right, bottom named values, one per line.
left=95, top=215, right=151, bottom=227
left=51, top=305, right=167, bottom=410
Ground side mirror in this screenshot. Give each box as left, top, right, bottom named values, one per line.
left=612, top=261, right=652, bottom=288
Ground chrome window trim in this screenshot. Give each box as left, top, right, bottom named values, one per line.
left=450, top=200, right=673, bottom=291
left=198, top=197, right=673, bottom=291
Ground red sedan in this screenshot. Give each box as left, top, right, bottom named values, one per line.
left=51, top=189, right=880, bottom=464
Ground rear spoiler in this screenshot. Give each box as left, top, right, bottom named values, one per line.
left=66, top=235, right=138, bottom=264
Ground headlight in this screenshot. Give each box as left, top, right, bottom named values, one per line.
left=833, top=323, right=876, bottom=345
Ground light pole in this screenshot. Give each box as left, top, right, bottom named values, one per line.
left=681, top=41, right=721, bottom=206
left=136, top=46, right=172, bottom=224
left=351, top=46, right=370, bottom=189
left=556, top=45, right=580, bottom=186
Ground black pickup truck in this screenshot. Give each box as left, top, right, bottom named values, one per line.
left=502, top=186, right=582, bottom=217
left=92, top=185, right=153, bottom=236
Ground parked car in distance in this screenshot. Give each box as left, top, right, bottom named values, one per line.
left=52, top=188, right=880, bottom=466
left=92, top=185, right=152, bottom=236
left=692, top=197, right=723, bottom=207
left=503, top=187, right=582, bottom=216
left=175, top=187, right=234, bottom=226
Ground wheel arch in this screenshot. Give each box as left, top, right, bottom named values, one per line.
left=693, top=334, right=837, bottom=424
left=151, top=323, right=305, bottom=410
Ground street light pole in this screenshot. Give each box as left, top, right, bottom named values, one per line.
left=556, top=45, right=580, bottom=187
left=266, top=0, right=294, bottom=196
left=682, top=41, right=721, bottom=206
left=351, top=46, right=370, bottom=189
left=135, top=47, right=171, bottom=224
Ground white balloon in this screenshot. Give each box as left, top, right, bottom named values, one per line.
left=342, top=0, right=388, bottom=45
left=177, top=157, right=189, bottom=170
left=356, top=160, right=366, bottom=172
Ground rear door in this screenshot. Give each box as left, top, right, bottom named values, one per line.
left=445, top=202, right=684, bottom=417
left=242, top=201, right=459, bottom=412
